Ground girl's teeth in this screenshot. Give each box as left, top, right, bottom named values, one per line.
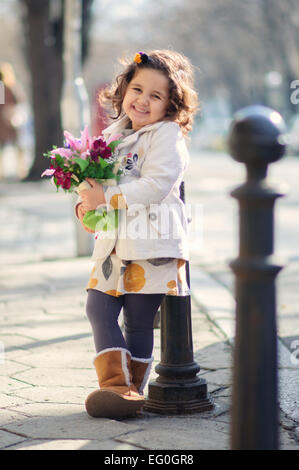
left=135, top=107, right=147, bottom=113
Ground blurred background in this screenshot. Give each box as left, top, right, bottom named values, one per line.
left=0, top=0, right=298, bottom=181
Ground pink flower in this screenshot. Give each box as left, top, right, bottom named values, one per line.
left=63, top=126, right=91, bottom=156
left=80, top=126, right=91, bottom=152
left=64, top=130, right=82, bottom=152
left=80, top=150, right=90, bottom=160
left=106, top=133, right=123, bottom=145
left=41, top=167, right=55, bottom=177
left=50, top=148, right=73, bottom=159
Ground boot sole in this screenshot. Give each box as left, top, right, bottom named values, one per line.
left=85, top=389, right=145, bottom=418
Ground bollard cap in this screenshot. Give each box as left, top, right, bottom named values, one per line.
left=228, top=105, right=287, bottom=165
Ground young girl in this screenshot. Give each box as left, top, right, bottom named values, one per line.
left=76, top=49, right=198, bottom=418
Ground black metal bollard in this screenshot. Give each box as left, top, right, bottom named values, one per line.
left=227, top=105, right=287, bottom=449
left=144, top=183, right=213, bottom=414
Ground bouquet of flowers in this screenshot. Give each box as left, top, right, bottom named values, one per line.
left=41, top=126, right=123, bottom=231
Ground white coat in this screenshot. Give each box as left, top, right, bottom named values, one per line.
left=83, top=116, right=190, bottom=261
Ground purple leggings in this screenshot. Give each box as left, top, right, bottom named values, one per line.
left=86, top=289, right=164, bottom=358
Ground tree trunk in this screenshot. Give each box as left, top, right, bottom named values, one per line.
left=21, top=0, right=64, bottom=180
left=21, top=0, right=94, bottom=180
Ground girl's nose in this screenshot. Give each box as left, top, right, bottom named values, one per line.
left=137, top=94, right=149, bottom=106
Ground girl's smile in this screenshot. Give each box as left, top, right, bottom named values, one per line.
left=132, top=105, right=149, bottom=115
left=122, top=68, right=169, bottom=131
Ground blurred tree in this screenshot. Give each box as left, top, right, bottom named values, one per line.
left=20, top=0, right=93, bottom=181
left=145, top=0, right=299, bottom=118
left=260, top=0, right=299, bottom=116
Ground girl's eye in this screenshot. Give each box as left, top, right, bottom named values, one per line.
left=133, top=87, right=141, bottom=92
left=153, top=94, right=161, bottom=100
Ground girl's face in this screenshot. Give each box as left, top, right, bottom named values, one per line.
left=122, top=68, right=169, bottom=131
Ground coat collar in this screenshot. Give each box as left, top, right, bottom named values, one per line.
left=102, top=115, right=165, bottom=149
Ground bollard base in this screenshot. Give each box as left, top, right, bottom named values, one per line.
left=144, top=377, right=214, bottom=415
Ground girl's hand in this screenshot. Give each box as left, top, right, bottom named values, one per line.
left=77, top=203, right=95, bottom=234
left=79, top=178, right=106, bottom=212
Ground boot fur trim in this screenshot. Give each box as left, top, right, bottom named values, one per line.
left=131, top=356, right=153, bottom=363
left=93, top=347, right=131, bottom=364
left=131, top=356, right=154, bottom=393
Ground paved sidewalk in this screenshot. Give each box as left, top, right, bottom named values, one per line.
left=0, top=158, right=298, bottom=449
left=0, top=254, right=232, bottom=451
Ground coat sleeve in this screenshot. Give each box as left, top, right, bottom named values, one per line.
left=116, top=122, right=189, bottom=209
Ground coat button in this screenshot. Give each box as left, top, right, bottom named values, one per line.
left=149, top=212, right=157, bottom=221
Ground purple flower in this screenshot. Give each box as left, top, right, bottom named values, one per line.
left=90, top=150, right=99, bottom=162
left=43, top=165, right=72, bottom=190
left=54, top=168, right=72, bottom=189
left=90, top=138, right=112, bottom=160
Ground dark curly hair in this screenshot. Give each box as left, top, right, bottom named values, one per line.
left=99, top=49, right=199, bottom=135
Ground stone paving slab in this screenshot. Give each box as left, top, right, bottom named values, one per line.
left=9, top=438, right=140, bottom=451
left=115, top=414, right=231, bottom=450
left=2, top=403, right=143, bottom=441
left=0, top=429, right=27, bottom=449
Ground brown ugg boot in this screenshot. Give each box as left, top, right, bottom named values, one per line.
left=85, top=348, right=145, bottom=418
left=131, top=356, right=154, bottom=395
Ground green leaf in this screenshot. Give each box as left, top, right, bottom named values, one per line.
left=98, top=157, right=109, bottom=169
left=107, top=139, right=122, bottom=153
left=43, top=152, right=52, bottom=158
left=82, top=209, right=119, bottom=232
left=74, top=157, right=90, bottom=172
left=105, top=210, right=119, bottom=230
left=53, top=176, right=59, bottom=190
left=54, top=154, right=65, bottom=167
left=104, top=167, right=114, bottom=179
left=82, top=210, right=100, bottom=231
